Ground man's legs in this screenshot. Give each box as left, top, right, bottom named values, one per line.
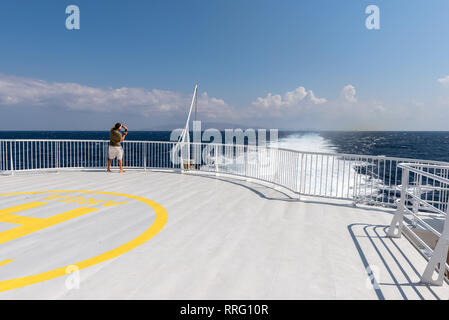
left=107, top=146, right=113, bottom=172
left=106, top=147, right=125, bottom=172
left=107, top=159, right=112, bottom=172
left=118, top=160, right=125, bottom=173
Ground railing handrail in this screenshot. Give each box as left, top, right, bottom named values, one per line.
left=399, top=163, right=449, bottom=186
left=388, top=161, right=449, bottom=285
left=2, top=139, right=447, bottom=167
left=190, top=142, right=449, bottom=165
left=0, top=139, right=178, bottom=144
left=3, top=139, right=449, bottom=202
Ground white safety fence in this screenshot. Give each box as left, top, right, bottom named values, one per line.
left=387, top=163, right=449, bottom=285
left=2, top=139, right=448, bottom=207
left=180, top=142, right=449, bottom=207
left=0, top=140, right=180, bottom=172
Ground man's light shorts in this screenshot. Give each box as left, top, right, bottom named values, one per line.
left=108, top=146, right=123, bottom=161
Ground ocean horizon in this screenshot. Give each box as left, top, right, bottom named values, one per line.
left=1, top=130, right=448, bottom=162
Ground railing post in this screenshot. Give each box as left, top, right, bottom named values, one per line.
left=10, top=141, right=14, bottom=175
left=351, top=157, right=359, bottom=207
left=104, top=142, right=107, bottom=169
left=56, top=142, right=60, bottom=170
left=244, top=145, right=248, bottom=177
left=387, top=167, right=409, bottom=238
left=215, top=144, right=219, bottom=173
left=144, top=143, right=147, bottom=172
left=299, top=153, right=304, bottom=195
left=295, top=152, right=301, bottom=200
left=421, top=204, right=449, bottom=285
left=180, top=142, right=184, bottom=174
left=412, top=172, right=421, bottom=227
left=187, top=136, right=190, bottom=171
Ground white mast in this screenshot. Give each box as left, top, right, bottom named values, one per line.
left=180, top=84, right=198, bottom=145
left=173, top=84, right=198, bottom=168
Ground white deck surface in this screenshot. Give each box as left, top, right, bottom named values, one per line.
left=0, top=170, right=448, bottom=300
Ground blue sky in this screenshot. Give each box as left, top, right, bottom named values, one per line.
left=1, top=0, right=449, bottom=130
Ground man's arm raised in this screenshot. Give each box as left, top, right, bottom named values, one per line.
left=121, top=125, right=128, bottom=142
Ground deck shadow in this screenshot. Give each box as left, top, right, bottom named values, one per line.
left=188, top=173, right=300, bottom=201
left=189, top=173, right=397, bottom=216
left=348, top=223, right=442, bottom=300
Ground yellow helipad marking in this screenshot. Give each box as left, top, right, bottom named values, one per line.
left=0, top=190, right=168, bottom=292
left=0, top=202, right=47, bottom=226
left=0, top=206, right=99, bottom=245
left=0, top=260, right=13, bottom=267
left=43, top=194, right=128, bottom=207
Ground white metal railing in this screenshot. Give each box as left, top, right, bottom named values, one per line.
left=178, top=142, right=449, bottom=207
left=387, top=163, right=449, bottom=285
left=0, top=140, right=180, bottom=172
left=2, top=139, right=448, bottom=206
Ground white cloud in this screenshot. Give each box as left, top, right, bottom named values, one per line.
left=341, top=84, right=357, bottom=103
left=0, top=73, right=231, bottom=119
left=4, top=73, right=439, bottom=130
left=197, top=92, right=236, bottom=120
left=252, top=86, right=326, bottom=114
left=373, top=104, right=386, bottom=113
left=438, top=75, right=449, bottom=85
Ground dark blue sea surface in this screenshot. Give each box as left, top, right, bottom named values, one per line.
left=319, top=131, right=449, bottom=162
left=0, top=131, right=173, bottom=142
left=1, top=131, right=449, bottom=162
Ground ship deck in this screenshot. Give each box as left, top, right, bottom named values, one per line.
left=0, top=170, right=448, bottom=300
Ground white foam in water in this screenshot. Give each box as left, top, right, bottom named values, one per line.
left=275, top=133, right=350, bottom=196
left=275, top=133, right=337, bottom=154
left=272, top=133, right=383, bottom=199
left=202, top=133, right=380, bottom=200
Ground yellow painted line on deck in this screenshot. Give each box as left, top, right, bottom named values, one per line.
left=0, top=260, right=13, bottom=267
left=0, top=190, right=168, bottom=292
left=0, top=213, right=43, bottom=226
left=0, top=207, right=99, bottom=245
left=0, top=201, right=47, bottom=227
left=0, top=202, right=47, bottom=218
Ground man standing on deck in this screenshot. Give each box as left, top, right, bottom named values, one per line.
left=106, top=122, right=128, bottom=173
